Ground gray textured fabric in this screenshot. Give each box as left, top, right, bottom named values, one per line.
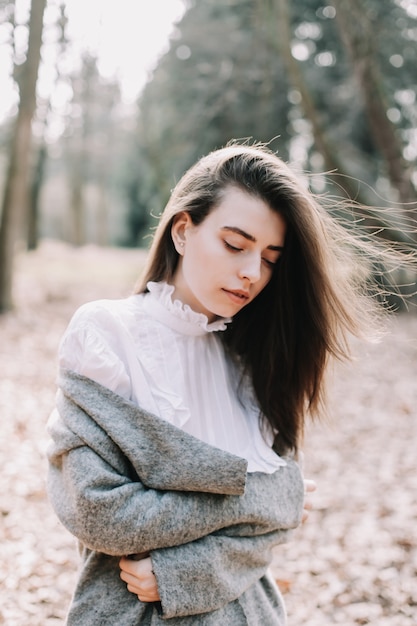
left=47, top=370, right=304, bottom=625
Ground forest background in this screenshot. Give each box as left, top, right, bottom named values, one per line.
left=0, top=0, right=416, bottom=624
left=1, top=0, right=417, bottom=311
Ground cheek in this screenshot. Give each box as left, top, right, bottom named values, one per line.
left=186, top=235, right=223, bottom=271
left=182, top=240, right=214, bottom=284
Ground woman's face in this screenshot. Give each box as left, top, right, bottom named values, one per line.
left=171, top=186, right=286, bottom=321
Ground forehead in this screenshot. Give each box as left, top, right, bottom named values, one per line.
left=207, top=186, right=286, bottom=244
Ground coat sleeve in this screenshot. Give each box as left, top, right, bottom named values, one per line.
left=151, top=528, right=291, bottom=619
left=47, top=410, right=304, bottom=558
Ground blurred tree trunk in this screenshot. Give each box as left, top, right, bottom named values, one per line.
left=332, top=0, right=416, bottom=208
left=276, top=0, right=367, bottom=203
left=66, top=55, right=100, bottom=246
left=95, top=138, right=111, bottom=246
left=69, top=137, right=86, bottom=246
left=96, top=185, right=109, bottom=246
left=0, top=0, right=47, bottom=313
left=27, top=3, right=68, bottom=250
left=275, top=0, right=414, bottom=245
left=28, top=143, right=47, bottom=250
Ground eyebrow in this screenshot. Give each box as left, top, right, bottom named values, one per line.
left=221, top=226, right=284, bottom=251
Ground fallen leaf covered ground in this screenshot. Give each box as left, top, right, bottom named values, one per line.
left=1, top=241, right=416, bottom=625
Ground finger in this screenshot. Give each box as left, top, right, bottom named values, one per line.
left=123, top=575, right=155, bottom=597
left=119, top=556, right=137, bottom=574
left=121, top=577, right=144, bottom=595
left=120, top=571, right=142, bottom=587
left=120, top=570, right=155, bottom=591
left=138, top=589, right=160, bottom=602
left=137, top=592, right=160, bottom=603
left=303, top=479, right=317, bottom=493
left=120, top=556, right=153, bottom=577
left=120, top=562, right=160, bottom=601
left=127, top=582, right=143, bottom=595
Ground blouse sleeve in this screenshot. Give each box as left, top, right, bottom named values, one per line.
left=58, top=302, right=132, bottom=401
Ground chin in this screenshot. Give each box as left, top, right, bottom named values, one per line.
left=201, top=293, right=246, bottom=320
left=216, top=304, right=243, bottom=319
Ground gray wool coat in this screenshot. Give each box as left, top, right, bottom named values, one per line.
left=47, top=369, right=305, bottom=625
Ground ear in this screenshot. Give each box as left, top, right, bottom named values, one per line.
left=171, top=212, right=192, bottom=255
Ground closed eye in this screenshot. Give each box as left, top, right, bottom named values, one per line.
left=224, top=241, right=243, bottom=252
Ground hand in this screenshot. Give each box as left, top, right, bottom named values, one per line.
left=119, top=555, right=160, bottom=602
left=302, top=479, right=316, bottom=523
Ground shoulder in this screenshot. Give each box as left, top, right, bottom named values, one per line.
left=58, top=296, right=144, bottom=399
left=67, top=296, right=140, bottom=330
left=64, top=295, right=147, bottom=344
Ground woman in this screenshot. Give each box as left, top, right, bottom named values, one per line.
left=47, top=143, right=383, bottom=625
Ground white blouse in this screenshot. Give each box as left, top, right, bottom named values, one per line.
left=58, top=281, right=285, bottom=473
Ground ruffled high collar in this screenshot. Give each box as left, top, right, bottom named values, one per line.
left=143, top=281, right=231, bottom=336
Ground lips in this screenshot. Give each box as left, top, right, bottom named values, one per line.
left=222, top=288, right=250, bottom=304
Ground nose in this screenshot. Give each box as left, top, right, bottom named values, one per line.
left=238, top=253, right=261, bottom=284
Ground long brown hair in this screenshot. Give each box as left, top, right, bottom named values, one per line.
left=136, top=143, right=396, bottom=453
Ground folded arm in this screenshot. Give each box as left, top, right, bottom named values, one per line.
left=47, top=403, right=304, bottom=557
left=48, top=438, right=303, bottom=558
left=120, top=479, right=315, bottom=617
left=151, top=528, right=291, bottom=618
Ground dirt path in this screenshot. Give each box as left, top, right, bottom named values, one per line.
left=1, top=241, right=416, bottom=625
